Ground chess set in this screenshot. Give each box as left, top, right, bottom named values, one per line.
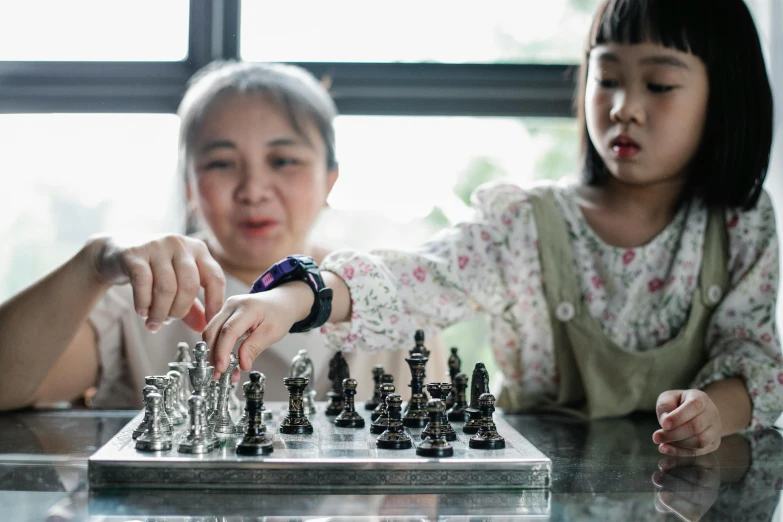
left=88, top=332, right=551, bottom=491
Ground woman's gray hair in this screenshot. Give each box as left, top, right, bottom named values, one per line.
left=178, top=61, right=338, bottom=233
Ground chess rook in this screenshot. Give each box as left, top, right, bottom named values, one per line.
left=463, top=362, right=490, bottom=434
left=334, top=378, right=365, bottom=428
left=447, top=373, right=470, bottom=422
left=280, top=377, right=314, bottom=434
left=326, top=351, right=349, bottom=416
left=422, top=384, right=456, bottom=442
left=403, top=353, right=429, bottom=428
left=364, top=365, right=385, bottom=410
left=469, top=393, right=506, bottom=450
left=177, top=395, right=214, bottom=454
left=135, top=392, right=173, bottom=452
left=236, top=371, right=274, bottom=455
left=370, top=382, right=396, bottom=434
left=375, top=393, right=412, bottom=450
left=416, top=399, right=454, bottom=458
left=371, top=374, right=394, bottom=421
left=209, top=352, right=240, bottom=435
left=445, top=347, right=461, bottom=409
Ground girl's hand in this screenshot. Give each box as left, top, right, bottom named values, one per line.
left=653, top=389, right=722, bottom=456
left=202, top=281, right=315, bottom=374
left=89, top=235, right=226, bottom=333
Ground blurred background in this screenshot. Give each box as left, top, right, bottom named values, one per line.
left=0, top=0, right=780, bottom=381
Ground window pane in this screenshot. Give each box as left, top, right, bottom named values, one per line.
left=241, top=0, right=600, bottom=64
left=0, top=115, right=180, bottom=300
left=313, top=115, right=579, bottom=378
left=0, top=1, right=189, bottom=61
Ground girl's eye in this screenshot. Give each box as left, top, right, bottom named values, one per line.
left=648, top=83, right=675, bottom=93
left=596, top=78, right=618, bottom=89
left=270, top=157, right=299, bottom=168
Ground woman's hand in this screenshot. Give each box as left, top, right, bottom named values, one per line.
left=202, top=281, right=315, bottom=373
left=89, top=234, right=226, bottom=332
left=653, top=389, right=722, bottom=456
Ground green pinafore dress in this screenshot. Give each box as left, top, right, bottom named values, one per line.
left=496, top=187, right=728, bottom=419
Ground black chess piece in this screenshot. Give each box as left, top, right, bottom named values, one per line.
left=416, top=399, right=453, bottom=458
left=376, top=394, right=412, bottom=450
left=335, top=378, right=365, bottom=428
left=447, top=373, right=470, bottom=422
left=463, top=362, right=489, bottom=434
left=403, top=353, right=429, bottom=428
left=445, top=347, right=461, bottom=409
left=370, top=382, right=396, bottom=434
left=364, top=365, right=385, bottom=410
left=371, top=374, right=394, bottom=421
left=280, top=377, right=314, bottom=434
left=237, top=371, right=274, bottom=455
left=409, top=329, right=431, bottom=359
left=469, top=393, right=506, bottom=450
left=326, top=351, right=350, bottom=416
left=422, top=383, right=456, bottom=441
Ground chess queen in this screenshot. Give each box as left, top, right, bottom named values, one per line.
left=0, top=62, right=342, bottom=409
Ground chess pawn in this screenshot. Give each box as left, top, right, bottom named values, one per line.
left=376, top=393, right=412, bottom=450
left=210, top=353, right=240, bottom=435
left=370, top=382, right=396, bottom=434
left=447, top=373, right=470, bottom=422
left=133, top=385, right=161, bottom=439
left=463, top=362, right=490, bottom=434
left=446, top=347, right=460, bottom=408
left=364, top=365, right=385, bottom=410
left=280, top=377, right=314, bottom=434
left=326, top=351, right=349, bottom=416
left=415, top=399, right=453, bottom=458
left=176, top=341, right=192, bottom=364
left=409, top=329, right=431, bottom=359
left=469, top=393, right=505, bottom=450
left=422, top=383, right=456, bottom=442
left=371, top=374, right=394, bottom=421
left=177, top=395, right=214, bottom=454
left=135, top=392, right=173, bottom=452
left=403, top=353, right=429, bottom=428
left=168, top=361, right=191, bottom=419
left=236, top=371, right=274, bottom=455
left=144, top=375, right=178, bottom=429
left=335, top=378, right=365, bottom=428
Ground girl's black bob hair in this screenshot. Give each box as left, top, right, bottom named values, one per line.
left=575, top=0, right=774, bottom=209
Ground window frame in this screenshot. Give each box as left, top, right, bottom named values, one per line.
left=0, top=0, right=577, bottom=117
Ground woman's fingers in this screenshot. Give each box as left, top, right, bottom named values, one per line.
left=169, top=254, right=202, bottom=320
left=194, top=248, right=226, bottom=324
left=146, top=259, right=178, bottom=330
left=181, top=299, right=207, bottom=332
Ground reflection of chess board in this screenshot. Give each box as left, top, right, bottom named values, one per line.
left=88, top=402, right=551, bottom=491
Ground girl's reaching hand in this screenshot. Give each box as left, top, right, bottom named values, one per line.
left=653, top=389, right=722, bottom=457
left=202, top=281, right=315, bottom=374
left=90, top=235, right=226, bottom=333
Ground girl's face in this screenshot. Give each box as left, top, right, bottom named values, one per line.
left=188, top=93, right=338, bottom=273
left=585, top=42, right=709, bottom=187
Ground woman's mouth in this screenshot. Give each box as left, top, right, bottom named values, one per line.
left=238, top=219, right=279, bottom=237
left=610, top=135, right=641, bottom=159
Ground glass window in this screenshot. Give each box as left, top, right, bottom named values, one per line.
left=0, top=1, right=189, bottom=61
left=0, top=114, right=180, bottom=300
left=241, top=0, right=601, bottom=64
left=313, top=115, right=579, bottom=376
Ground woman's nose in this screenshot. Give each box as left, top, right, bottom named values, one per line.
left=235, top=164, right=273, bottom=204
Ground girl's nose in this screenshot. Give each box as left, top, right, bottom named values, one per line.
left=610, top=91, right=646, bottom=126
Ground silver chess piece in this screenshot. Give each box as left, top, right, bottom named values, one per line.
left=133, top=385, right=160, bottom=440
left=135, top=392, right=173, bottom=452
left=144, top=375, right=179, bottom=428
left=168, top=359, right=191, bottom=419
left=188, top=341, right=219, bottom=448
left=166, top=369, right=189, bottom=421
left=207, top=380, right=219, bottom=421
left=177, top=395, right=214, bottom=454
left=229, top=380, right=243, bottom=418
left=290, top=349, right=317, bottom=414
left=209, top=352, right=240, bottom=435
left=176, top=341, right=192, bottom=364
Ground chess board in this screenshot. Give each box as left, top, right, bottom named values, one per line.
left=88, top=402, right=551, bottom=491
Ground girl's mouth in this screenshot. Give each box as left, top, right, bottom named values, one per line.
left=610, top=136, right=641, bottom=159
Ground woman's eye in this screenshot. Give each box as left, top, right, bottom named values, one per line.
left=204, top=160, right=234, bottom=170
left=596, top=78, right=618, bottom=89
left=270, top=157, right=299, bottom=168
left=648, top=83, right=675, bottom=93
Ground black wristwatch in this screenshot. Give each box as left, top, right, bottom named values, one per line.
left=250, top=255, right=333, bottom=333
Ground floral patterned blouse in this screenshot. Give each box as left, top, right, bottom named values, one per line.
left=320, top=180, right=783, bottom=429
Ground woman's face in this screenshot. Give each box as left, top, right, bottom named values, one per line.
left=585, top=42, right=709, bottom=187
left=188, top=93, right=338, bottom=273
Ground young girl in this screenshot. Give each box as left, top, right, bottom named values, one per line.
left=0, top=61, right=344, bottom=409
left=204, top=0, right=781, bottom=456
